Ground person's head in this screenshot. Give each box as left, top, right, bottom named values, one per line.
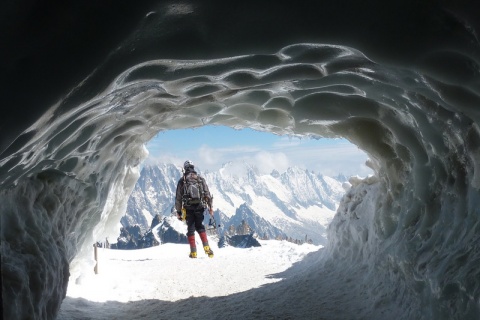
left=184, top=160, right=194, bottom=171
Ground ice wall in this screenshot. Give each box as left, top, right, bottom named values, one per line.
left=1, top=1, right=480, bottom=319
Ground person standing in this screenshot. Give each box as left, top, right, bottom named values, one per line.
left=175, top=160, right=215, bottom=258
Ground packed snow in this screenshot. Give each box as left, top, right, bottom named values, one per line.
left=58, top=240, right=321, bottom=319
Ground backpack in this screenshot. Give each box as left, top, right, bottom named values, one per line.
left=183, top=172, right=205, bottom=206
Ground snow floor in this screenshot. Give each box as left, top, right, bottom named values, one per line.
left=58, top=240, right=325, bottom=320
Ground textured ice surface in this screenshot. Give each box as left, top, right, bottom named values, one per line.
left=1, top=1, right=480, bottom=319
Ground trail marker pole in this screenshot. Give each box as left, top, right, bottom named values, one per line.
left=93, top=244, right=98, bottom=274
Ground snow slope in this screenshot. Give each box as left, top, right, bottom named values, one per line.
left=59, top=240, right=320, bottom=319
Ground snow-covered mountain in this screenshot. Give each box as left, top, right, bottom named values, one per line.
left=123, top=162, right=346, bottom=245
left=123, top=164, right=181, bottom=227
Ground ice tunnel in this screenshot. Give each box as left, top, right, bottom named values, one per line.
left=1, top=1, right=480, bottom=319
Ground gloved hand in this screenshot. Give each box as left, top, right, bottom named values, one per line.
left=176, top=211, right=182, bottom=221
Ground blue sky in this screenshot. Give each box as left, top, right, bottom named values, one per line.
left=146, top=125, right=373, bottom=177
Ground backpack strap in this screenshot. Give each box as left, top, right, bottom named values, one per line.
left=181, top=170, right=187, bottom=206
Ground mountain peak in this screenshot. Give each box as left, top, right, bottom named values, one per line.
left=125, top=162, right=346, bottom=244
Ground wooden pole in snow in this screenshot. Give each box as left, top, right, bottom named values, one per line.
left=93, top=243, right=98, bottom=274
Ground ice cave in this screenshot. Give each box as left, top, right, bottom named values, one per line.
left=1, top=1, right=480, bottom=319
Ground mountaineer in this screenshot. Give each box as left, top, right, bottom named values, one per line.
left=175, top=160, right=215, bottom=258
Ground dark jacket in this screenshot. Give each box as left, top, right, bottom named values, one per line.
left=175, top=167, right=212, bottom=213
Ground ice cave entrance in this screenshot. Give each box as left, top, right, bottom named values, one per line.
left=67, top=125, right=373, bottom=312
left=105, top=124, right=373, bottom=251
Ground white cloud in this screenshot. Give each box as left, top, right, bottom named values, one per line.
left=196, top=144, right=263, bottom=171
left=253, top=151, right=290, bottom=174
left=145, top=154, right=184, bottom=168
left=198, top=145, right=218, bottom=167
left=285, top=143, right=372, bottom=177
left=145, top=133, right=372, bottom=177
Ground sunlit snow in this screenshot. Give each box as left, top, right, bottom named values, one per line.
left=59, top=240, right=320, bottom=319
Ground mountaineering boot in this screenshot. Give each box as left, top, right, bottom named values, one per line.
left=204, top=245, right=214, bottom=258
left=198, top=231, right=213, bottom=257
left=188, top=234, right=197, bottom=258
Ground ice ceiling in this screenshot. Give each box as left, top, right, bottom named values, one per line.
left=1, top=1, right=480, bottom=319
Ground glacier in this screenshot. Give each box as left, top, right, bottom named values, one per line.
left=1, top=1, right=480, bottom=319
